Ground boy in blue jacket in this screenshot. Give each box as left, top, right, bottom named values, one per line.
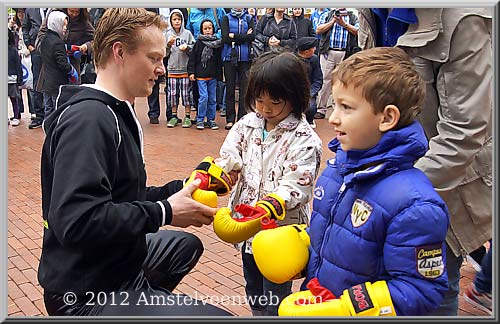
left=257, top=47, right=450, bottom=316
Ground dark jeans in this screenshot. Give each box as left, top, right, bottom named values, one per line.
left=43, top=93, right=58, bottom=118
left=475, top=240, right=492, bottom=294
left=223, top=61, right=250, bottom=123
left=216, top=80, right=226, bottom=110
left=147, top=78, right=161, bottom=119
left=43, top=230, right=231, bottom=316
left=306, top=97, right=318, bottom=124
left=427, top=243, right=462, bottom=316
left=30, top=51, right=44, bottom=121
left=242, top=243, right=292, bottom=316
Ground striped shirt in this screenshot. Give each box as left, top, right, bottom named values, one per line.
left=318, top=13, right=359, bottom=50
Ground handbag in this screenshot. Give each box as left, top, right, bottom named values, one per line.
left=250, top=38, right=266, bottom=60
left=20, top=55, right=33, bottom=90
left=80, top=56, right=97, bottom=84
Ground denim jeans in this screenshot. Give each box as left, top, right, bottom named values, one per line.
left=197, top=79, right=217, bottom=123
left=43, top=93, right=58, bottom=118
left=475, top=240, right=492, bottom=294
left=427, top=243, right=463, bottom=316
left=147, top=78, right=162, bottom=118
left=242, top=243, right=292, bottom=316
left=216, top=80, right=226, bottom=110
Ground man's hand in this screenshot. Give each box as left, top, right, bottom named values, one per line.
left=168, top=179, right=218, bottom=228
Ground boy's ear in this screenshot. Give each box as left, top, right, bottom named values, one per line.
left=378, top=104, right=400, bottom=132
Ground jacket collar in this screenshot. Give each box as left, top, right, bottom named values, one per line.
left=328, top=121, right=428, bottom=177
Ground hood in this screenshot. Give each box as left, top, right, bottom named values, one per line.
left=293, top=8, right=305, bottom=20
left=169, top=9, right=185, bottom=34
left=328, top=121, right=429, bottom=176
left=47, top=10, right=68, bottom=39
left=42, top=85, right=118, bottom=132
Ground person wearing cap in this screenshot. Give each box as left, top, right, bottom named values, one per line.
left=295, top=36, right=322, bottom=128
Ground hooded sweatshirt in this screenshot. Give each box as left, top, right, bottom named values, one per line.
left=38, top=85, right=182, bottom=294
left=165, top=9, right=195, bottom=76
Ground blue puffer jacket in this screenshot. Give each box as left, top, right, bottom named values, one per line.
left=304, top=121, right=449, bottom=316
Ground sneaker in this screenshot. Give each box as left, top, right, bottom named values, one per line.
left=11, top=118, right=20, bottom=126
left=467, top=246, right=487, bottom=272
left=309, top=120, right=316, bottom=129
left=196, top=121, right=204, bottom=130
left=31, top=113, right=36, bottom=120
left=209, top=121, right=219, bottom=130
left=149, top=116, right=159, bottom=124
left=182, top=117, right=192, bottom=128
left=464, top=283, right=492, bottom=315
left=28, top=119, right=43, bottom=129
left=225, top=122, right=234, bottom=130
left=191, top=106, right=197, bottom=111
left=314, top=112, right=325, bottom=119
left=167, top=117, right=179, bottom=128
left=220, top=109, right=226, bottom=117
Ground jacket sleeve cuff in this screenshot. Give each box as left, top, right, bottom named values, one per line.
left=156, top=200, right=173, bottom=226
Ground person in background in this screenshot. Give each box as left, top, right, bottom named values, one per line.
left=315, top=8, right=358, bottom=120
left=220, top=8, right=255, bottom=130
left=8, top=29, right=23, bottom=126
left=37, top=10, right=79, bottom=118
left=188, top=19, right=223, bottom=130
left=291, top=8, right=314, bottom=39
left=357, top=8, right=492, bottom=316
left=23, top=7, right=48, bottom=129
left=294, top=37, right=322, bottom=128
left=64, top=8, right=94, bottom=78
left=165, top=9, right=196, bottom=128
left=254, top=7, right=297, bottom=53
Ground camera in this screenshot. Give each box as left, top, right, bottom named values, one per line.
left=334, top=9, right=341, bottom=17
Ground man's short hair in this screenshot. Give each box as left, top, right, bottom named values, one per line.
left=93, top=8, right=167, bottom=70
left=332, top=47, right=425, bottom=129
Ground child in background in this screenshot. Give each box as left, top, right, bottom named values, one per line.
left=188, top=19, right=223, bottom=130
left=165, top=9, right=195, bottom=128
left=215, top=51, right=323, bottom=315
left=8, top=29, right=23, bottom=126
left=278, top=47, right=449, bottom=316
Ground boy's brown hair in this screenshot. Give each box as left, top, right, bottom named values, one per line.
left=93, top=8, right=168, bottom=70
left=332, top=47, right=425, bottom=129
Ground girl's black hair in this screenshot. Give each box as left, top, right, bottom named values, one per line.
left=199, top=18, right=215, bottom=35
left=244, top=49, right=310, bottom=120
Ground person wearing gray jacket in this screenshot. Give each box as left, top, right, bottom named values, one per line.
left=357, top=8, right=492, bottom=316
left=165, top=9, right=196, bottom=128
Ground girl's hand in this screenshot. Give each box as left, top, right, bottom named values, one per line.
left=189, top=74, right=196, bottom=81
left=80, top=43, right=88, bottom=54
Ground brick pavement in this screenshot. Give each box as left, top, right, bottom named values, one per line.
left=7, top=92, right=490, bottom=317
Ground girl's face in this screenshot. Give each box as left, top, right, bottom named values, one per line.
left=67, top=8, right=80, bottom=20
left=16, top=10, right=25, bottom=23
left=293, top=8, right=302, bottom=17
left=63, top=18, right=68, bottom=34
left=201, top=22, right=213, bottom=35
left=255, top=92, right=293, bottom=130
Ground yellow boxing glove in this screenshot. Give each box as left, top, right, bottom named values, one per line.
left=187, top=156, right=234, bottom=196
left=252, top=224, right=310, bottom=284
left=279, top=280, right=396, bottom=316
left=213, top=204, right=273, bottom=244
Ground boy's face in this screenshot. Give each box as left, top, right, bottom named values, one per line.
left=202, top=22, right=213, bottom=35
left=329, top=81, right=384, bottom=151
left=120, top=26, right=166, bottom=100
left=171, top=15, right=182, bottom=30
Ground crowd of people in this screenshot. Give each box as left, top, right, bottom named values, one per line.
left=7, top=7, right=492, bottom=317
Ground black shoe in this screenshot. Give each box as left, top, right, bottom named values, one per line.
left=149, top=116, right=159, bottom=124
left=314, top=112, right=325, bottom=119
left=28, top=119, right=43, bottom=129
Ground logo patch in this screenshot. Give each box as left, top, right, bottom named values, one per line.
left=416, top=244, right=444, bottom=279
left=351, top=199, right=373, bottom=227
left=313, top=186, right=324, bottom=201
